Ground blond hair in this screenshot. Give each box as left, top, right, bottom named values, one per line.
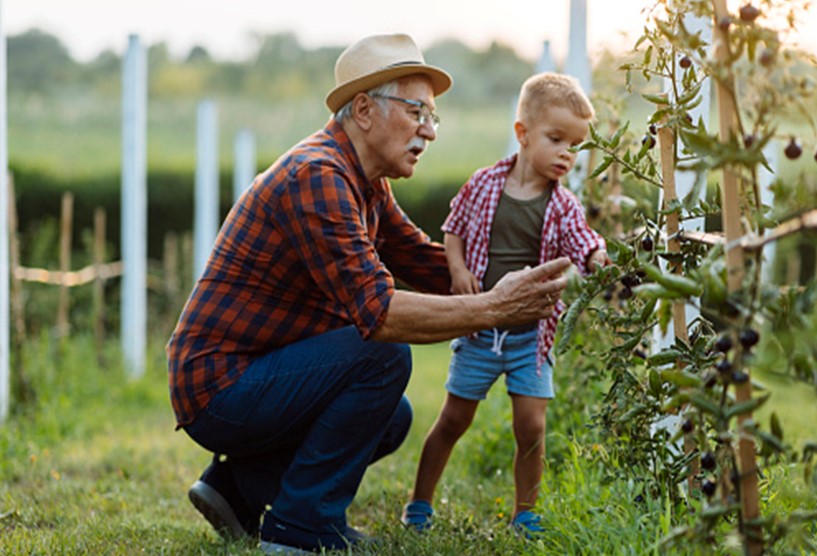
left=516, top=72, right=594, bottom=124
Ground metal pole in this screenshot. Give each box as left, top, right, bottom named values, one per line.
left=232, top=128, right=256, bottom=204
left=194, top=100, right=219, bottom=283
left=0, top=0, right=10, bottom=422
left=759, top=142, right=778, bottom=283
left=565, top=0, right=592, bottom=192
left=121, top=34, right=147, bottom=378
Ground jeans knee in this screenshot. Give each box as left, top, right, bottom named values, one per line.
left=372, top=396, right=412, bottom=463
left=367, top=341, right=412, bottom=389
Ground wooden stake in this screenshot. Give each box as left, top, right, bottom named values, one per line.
left=711, top=0, right=761, bottom=552
left=7, top=173, right=24, bottom=344
left=7, top=172, right=34, bottom=404
left=657, top=122, right=688, bottom=342
left=93, top=207, right=107, bottom=359
left=163, top=232, right=180, bottom=329
left=57, top=192, right=74, bottom=338
left=656, top=119, right=698, bottom=488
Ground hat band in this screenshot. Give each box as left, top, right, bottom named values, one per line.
left=381, top=60, right=424, bottom=69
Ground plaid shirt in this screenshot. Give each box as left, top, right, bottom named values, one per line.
left=167, top=119, right=451, bottom=427
left=441, top=154, right=605, bottom=366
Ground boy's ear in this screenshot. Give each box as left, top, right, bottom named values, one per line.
left=514, top=121, right=528, bottom=147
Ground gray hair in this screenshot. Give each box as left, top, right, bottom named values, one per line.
left=334, top=80, right=399, bottom=122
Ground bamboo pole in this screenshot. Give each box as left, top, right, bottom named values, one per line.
left=656, top=123, right=688, bottom=342
left=711, top=0, right=761, bottom=552
left=56, top=192, right=74, bottom=337
left=656, top=120, right=698, bottom=489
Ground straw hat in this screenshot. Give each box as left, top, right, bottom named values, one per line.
left=326, top=33, right=452, bottom=112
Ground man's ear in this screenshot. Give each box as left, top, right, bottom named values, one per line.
left=352, top=93, right=375, bottom=131
left=514, top=121, right=528, bottom=147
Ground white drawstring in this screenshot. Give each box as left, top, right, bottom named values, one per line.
left=490, top=327, right=510, bottom=356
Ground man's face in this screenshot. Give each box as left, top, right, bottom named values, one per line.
left=369, top=76, right=438, bottom=180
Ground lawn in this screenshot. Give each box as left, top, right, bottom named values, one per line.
left=1, top=330, right=815, bottom=555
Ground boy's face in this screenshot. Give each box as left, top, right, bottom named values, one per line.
left=517, top=105, right=589, bottom=182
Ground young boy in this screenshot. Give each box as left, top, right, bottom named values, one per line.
left=402, top=72, right=608, bottom=537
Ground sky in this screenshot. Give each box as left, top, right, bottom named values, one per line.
left=4, top=0, right=815, bottom=66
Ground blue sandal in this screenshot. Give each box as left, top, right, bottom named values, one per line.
left=401, top=500, right=434, bottom=532
left=512, top=510, right=545, bottom=539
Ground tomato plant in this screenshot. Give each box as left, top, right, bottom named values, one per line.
left=560, top=0, right=817, bottom=553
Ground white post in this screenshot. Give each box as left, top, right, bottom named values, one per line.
left=232, top=129, right=256, bottom=204
left=121, top=34, right=147, bottom=378
left=565, top=0, right=592, bottom=192
left=194, top=100, right=219, bottom=283
left=565, top=0, right=591, bottom=95
left=0, top=0, right=10, bottom=422
left=506, top=40, right=556, bottom=157
left=759, top=142, right=777, bottom=283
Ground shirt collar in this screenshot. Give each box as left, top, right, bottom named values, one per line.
left=326, top=118, right=384, bottom=202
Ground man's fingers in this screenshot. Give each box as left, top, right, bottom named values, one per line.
left=527, top=257, right=571, bottom=281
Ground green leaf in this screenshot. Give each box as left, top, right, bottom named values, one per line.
left=588, top=156, right=614, bottom=180
left=660, top=369, right=702, bottom=389
left=647, top=349, right=683, bottom=367
left=642, top=92, right=671, bottom=105
left=724, top=393, right=771, bottom=420
left=770, top=412, right=784, bottom=442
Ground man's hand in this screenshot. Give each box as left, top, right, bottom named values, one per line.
left=489, top=257, right=571, bottom=328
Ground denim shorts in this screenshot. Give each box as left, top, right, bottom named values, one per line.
left=445, top=328, right=554, bottom=400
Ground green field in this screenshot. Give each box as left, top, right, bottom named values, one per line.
left=1, top=331, right=815, bottom=555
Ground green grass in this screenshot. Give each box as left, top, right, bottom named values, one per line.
left=1, top=330, right=815, bottom=555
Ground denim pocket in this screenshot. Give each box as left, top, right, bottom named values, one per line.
left=204, top=376, right=270, bottom=428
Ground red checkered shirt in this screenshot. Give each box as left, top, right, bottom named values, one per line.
left=441, top=154, right=605, bottom=368
left=167, top=119, right=451, bottom=427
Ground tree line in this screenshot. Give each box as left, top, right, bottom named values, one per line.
left=7, top=28, right=536, bottom=106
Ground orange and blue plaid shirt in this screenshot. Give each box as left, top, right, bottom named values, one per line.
left=441, top=154, right=605, bottom=369
left=167, top=119, right=450, bottom=427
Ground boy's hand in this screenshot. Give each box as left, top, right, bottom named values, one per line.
left=587, top=249, right=611, bottom=273
left=451, top=268, right=481, bottom=295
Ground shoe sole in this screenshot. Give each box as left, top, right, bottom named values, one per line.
left=259, top=541, right=313, bottom=555
left=188, top=480, right=248, bottom=539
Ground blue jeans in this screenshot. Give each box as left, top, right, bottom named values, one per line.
left=183, top=326, right=412, bottom=534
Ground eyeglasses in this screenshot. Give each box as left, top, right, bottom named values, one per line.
left=372, top=94, right=440, bottom=130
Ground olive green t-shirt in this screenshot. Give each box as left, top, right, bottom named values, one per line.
left=483, top=188, right=551, bottom=292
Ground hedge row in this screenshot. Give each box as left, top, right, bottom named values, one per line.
left=11, top=165, right=461, bottom=262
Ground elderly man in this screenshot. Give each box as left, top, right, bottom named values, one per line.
left=167, top=33, right=570, bottom=554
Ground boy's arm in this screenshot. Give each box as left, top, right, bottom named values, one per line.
left=444, top=232, right=481, bottom=294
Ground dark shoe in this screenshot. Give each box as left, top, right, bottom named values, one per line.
left=188, top=457, right=260, bottom=538
left=260, top=514, right=371, bottom=553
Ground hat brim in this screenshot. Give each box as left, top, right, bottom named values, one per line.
left=325, top=64, right=452, bottom=113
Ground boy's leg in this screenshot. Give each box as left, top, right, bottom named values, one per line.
left=410, top=393, right=480, bottom=503
left=509, top=394, right=548, bottom=514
